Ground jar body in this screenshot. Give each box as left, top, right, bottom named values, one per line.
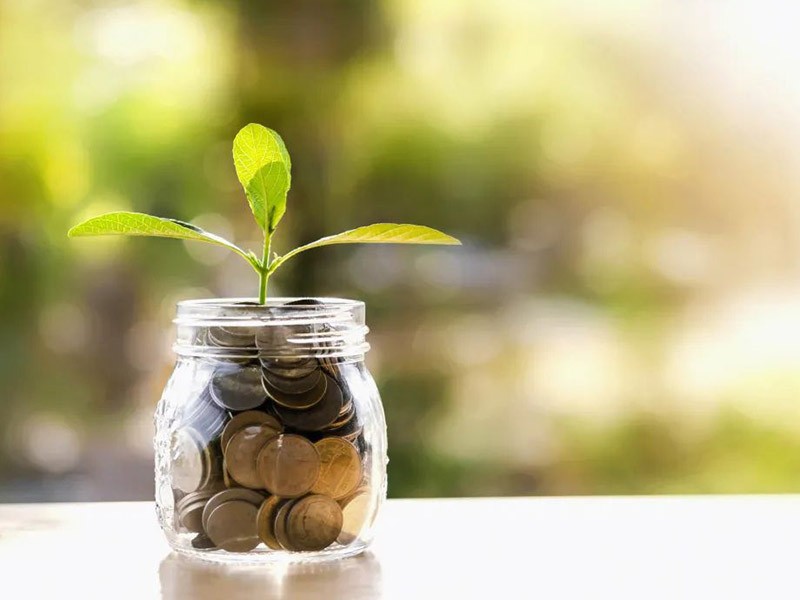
left=154, top=299, right=387, bottom=563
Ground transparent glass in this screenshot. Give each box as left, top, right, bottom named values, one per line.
left=154, top=298, right=387, bottom=564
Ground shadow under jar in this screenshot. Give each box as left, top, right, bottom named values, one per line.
left=155, top=298, right=387, bottom=563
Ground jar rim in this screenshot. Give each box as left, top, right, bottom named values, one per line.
left=175, top=297, right=365, bottom=323
left=173, top=297, right=369, bottom=358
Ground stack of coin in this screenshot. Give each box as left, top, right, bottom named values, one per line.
left=168, top=301, right=373, bottom=554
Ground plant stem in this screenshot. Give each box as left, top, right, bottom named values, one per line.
left=258, top=231, right=273, bottom=304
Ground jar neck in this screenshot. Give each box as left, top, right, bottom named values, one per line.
left=173, top=298, right=369, bottom=360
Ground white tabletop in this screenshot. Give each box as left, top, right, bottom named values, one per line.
left=0, top=496, right=797, bottom=599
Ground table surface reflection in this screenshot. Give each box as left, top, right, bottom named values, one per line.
left=1, top=497, right=798, bottom=599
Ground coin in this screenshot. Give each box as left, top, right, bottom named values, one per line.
left=327, top=403, right=355, bottom=430
left=207, top=326, right=257, bottom=349
left=337, top=490, right=371, bottom=545
left=205, top=500, right=260, bottom=552
left=261, top=357, right=319, bottom=379
left=273, top=374, right=343, bottom=431
left=191, top=533, right=217, bottom=550
left=262, top=367, right=322, bottom=395
left=273, top=498, right=297, bottom=550
left=311, top=438, right=362, bottom=500
left=221, top=411, right=283, bottom=452
left=209, top=364, right=266, bottom=411
left=202, top=488, right=266, bottom=532
left=263, top=369, right=327, bottom=410
left=256, top=496, right=287, bottom=550
left=285, top=494, right=343, bottom=551
left=181, top=390, right=228, bottom=442
left=256, top=434, right=321, bottom=497
left=176, top=490, right=215, bottom=533
left=225, top=424, right=281, bottom=489
left=171, top=428, right=207, bottom=494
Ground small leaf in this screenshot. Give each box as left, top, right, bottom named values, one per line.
left=67, top=211, right=253, bottom=263
left=232, top=124, right=292, bottom=233
left=245, top=160, right=290, bottom=233
left=233, top=124, right=291, bottom=185
left=270, top=223, right=461, bottom=273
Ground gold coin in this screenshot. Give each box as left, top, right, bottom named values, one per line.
left=171, top=428, right=206, bottom=493
left=256, top=434, right=321, bottom=498
left=256, top=496, right=287, bottom=550
left=273, top=498, right=297, bottom=551
left=337, top=490, right=372, bottom=545
left=221, top=411, right=283, bottom=451
left=202, top=488, right=266, bottom=533
left=285, top=494, right=343, bottom=551
left=311, top=437, right=362, bottom=500
left=225, top=424, right=280, bottom=489
left=205, top=500, right=260, bottom=552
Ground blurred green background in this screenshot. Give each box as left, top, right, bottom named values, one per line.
left=3, top=0, right=800, bottom=501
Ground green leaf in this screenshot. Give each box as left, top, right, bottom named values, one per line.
left=245, top=160, right=290, bottom=233
left=233, top=124, right=291, bottom=185
left=67, top=211, right=256, bottom=265
left=269, top=223, right=461, bottom=273
left=233, top=124, right=292, bottom=232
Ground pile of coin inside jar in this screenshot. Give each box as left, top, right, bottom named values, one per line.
left=169, top=311, right=372, bottom=554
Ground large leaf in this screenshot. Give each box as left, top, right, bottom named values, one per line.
left=245, top=161, right=290, bottom=233
left=270, top=223, right=461, bottom=271
left=233, top=124, right=291, bottom=233
left=67, top=211, right=253, bottom=263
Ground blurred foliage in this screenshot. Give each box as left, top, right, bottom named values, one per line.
left=2, top=0, right=800, bottom=500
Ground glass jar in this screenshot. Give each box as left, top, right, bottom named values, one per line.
left=154, top=298, right=387, bottom=563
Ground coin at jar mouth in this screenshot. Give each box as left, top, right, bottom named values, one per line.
left=262, top=367, right=322, bottom=396
left=285, top=494, right=343, bottom=551
left=311, top=437, right=363, bottom=500
left=256, top=496, right=288, bottom=550
left=273, top=498, right=298, bottom=551
left=225, top=424, right=281, bottom=489
left=202, top=488, right=266, bottom=533
left=209, top=364, right=267, bottom=411
left=273, top=374, right=344, bottom=432
left=207, top=326, right=258, bottom=349
left=205, top=500, right=261, bottom=552
left=171, top=428, right=208, bottom=494
left=337, top=489, right=372, bottom=545
left=221, top=410, right=283, bottom=452
left=261, top=357, right=319, bottom=379
left=256, top=434, right=321, bottom=498
left=263, top=369, right=328, bottom=410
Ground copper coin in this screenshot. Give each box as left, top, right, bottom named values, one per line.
left=285, top=494, right=343, bottom=551
left=202, top=488, right=266, bottom=532
left=205, top=500, right=260, bottom=552
left=210, top=364, right=266, bottom=411
left=273, top=374, right=343, bottom=431
left=273, top=498, right=297, bottom=550
left=337, top=490, right=372, bottom=545
left=262, top=368, right=322, bottom=395
left=256, top=434, right=321, bottom=498
left=221, top=411, right=283, bottom=452
left=263, top=370, right=328, bottom=410
left=311, top=438, right=362, bottom=500
left=256, top=496, right=288, bottom=550
left=262, top=359, right=320, bottom=379
left=171, top=428, right=207, bottom=494
left=225, top=424, right=280, bottom=489
left=207, top=326, right=257, bottom=348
